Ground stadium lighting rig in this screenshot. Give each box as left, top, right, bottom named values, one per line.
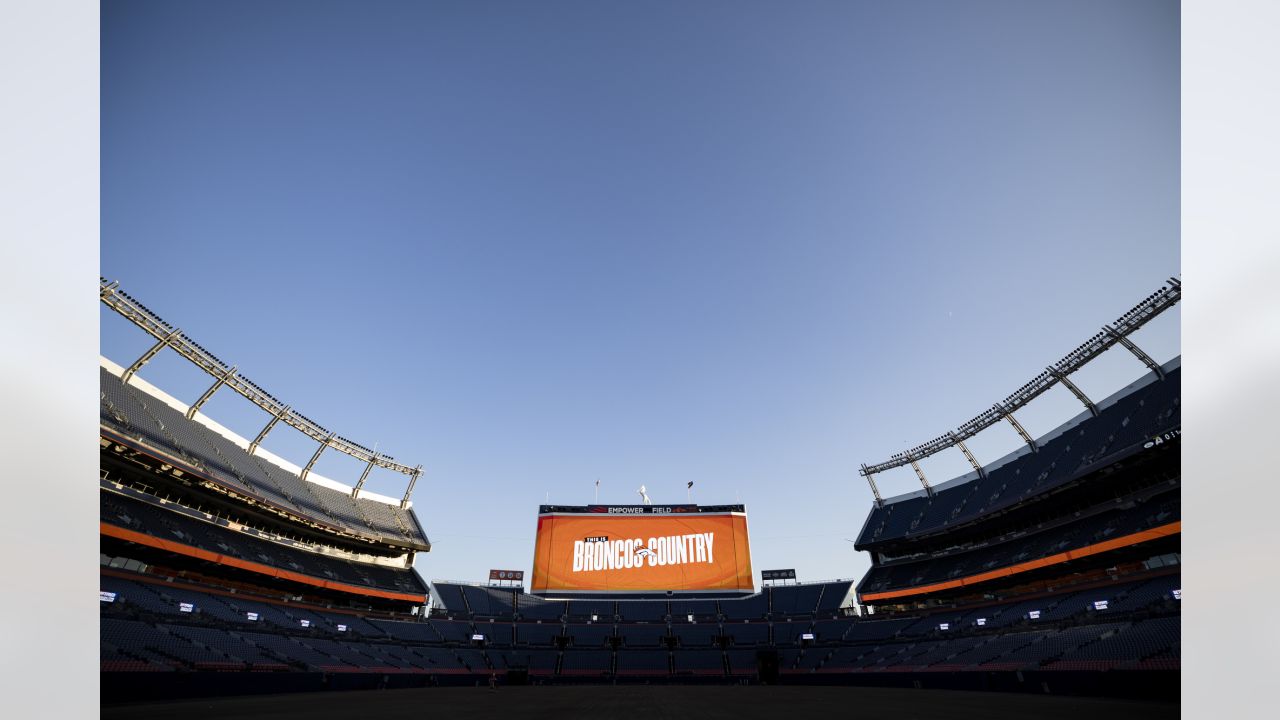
left=859, top=277, right=1180, bottom=506
left=99, top=277, right=425, bottom=508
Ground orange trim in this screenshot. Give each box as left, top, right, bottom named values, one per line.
left=859, top=521, right=1181, bottom=603
left=100, top=522, right=425, bottom=603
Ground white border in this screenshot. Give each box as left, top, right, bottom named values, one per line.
left=1183, top=2, right=1280, bottom=717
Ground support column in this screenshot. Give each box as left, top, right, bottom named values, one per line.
left=1048, top=367, right=1098, bottom=417
left=299, top=433, right=334, bottom=482
left=401, top=465, right=423, bottom=509
left=186, top=366, right=237, bottom=419
left=995, top=404, right=1037, bottom=452
left=909, top=458, right=934, bottom=497
left=1103, top=324, right=1166, bottom=380
left=248, top=405, right=290, bottom=455
left=351, top=455, right=378, bottom=498
left=121, top=328, right=183, bottom=383
left=861, top=464, right=884, bottom=508
left=949, top=432, right=986, bottom=479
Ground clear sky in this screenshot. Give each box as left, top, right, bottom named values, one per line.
left=100, top=0, right=1179, bottom=592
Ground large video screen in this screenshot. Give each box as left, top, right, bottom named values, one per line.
left=531, top=505, right=753, bottom=595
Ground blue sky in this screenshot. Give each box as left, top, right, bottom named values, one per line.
left=101, top=0, right=1179, bottom=590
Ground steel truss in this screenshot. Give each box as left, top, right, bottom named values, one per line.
left=858, top=277, right=1179, bottom=502
left=100, top=277, right=424, bottom=504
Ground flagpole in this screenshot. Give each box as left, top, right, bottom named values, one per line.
left=594, top=478, right=599, bottom=504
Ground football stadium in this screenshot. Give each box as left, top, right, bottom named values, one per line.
left=98, top=277, right=1180, bottom=718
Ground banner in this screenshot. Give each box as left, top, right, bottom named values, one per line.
left=531, top=508, right=753, bottom=594
left=489, top=569, right=524, bottom=582
left=761, top=568, right=796, bottom=581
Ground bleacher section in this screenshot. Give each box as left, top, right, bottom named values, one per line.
left=100, top=367, right=427, bottom=549
left=431, top=580, right=859, bottom=623
left=858, top=365, right=1180, bottom=547
left=858, top=490, right=1180, bottom=595
left=103, top=569, right=1180, bottom=679
left=101, top=488, right=426, bottom=598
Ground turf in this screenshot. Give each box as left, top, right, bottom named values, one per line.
left=101, top=685, right=1178, bottom=720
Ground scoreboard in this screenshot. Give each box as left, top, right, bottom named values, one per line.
left=530, top=505, right=753, bottom=595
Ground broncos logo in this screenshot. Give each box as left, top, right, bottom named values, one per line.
left=634, top=546, right=655, bottom=559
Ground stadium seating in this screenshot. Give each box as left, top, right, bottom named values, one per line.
left=616, top=650, right=670, bottom=676
left=560, top=650, right=612, bottom=676
left=723, top=623, right=770, bottom=646
left=461, top=585, right=516, bottom=618
left=672, top=623, right=718, bottom=647
left=101, top=488, right=426, bottom=597
left=670, top=599, right=718, bottom=620
left=100, top=368, right=427, bottom=548
left=621, top=623, right=670, bottom=647
left=565, top=623, right=615, bottom=648
left=104, top=562, right=1180, bottom=680
left=673, top=650, right=725, bottom=675
left=515, top=593, right=566, bottom=621
left=515, top=623, right=562, bottom=646
left=617, top=601, right=669, bottom=622
left=720, top=591, right=770, bottom=620
left=858, top=366, right=1180, bottom=547
left=858, top=489, right=1179, bottom=594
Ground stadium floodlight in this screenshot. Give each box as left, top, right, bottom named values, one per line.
left=99, top=278, right=426, bottom=504
left=858, top=278, right=1180, bottom=491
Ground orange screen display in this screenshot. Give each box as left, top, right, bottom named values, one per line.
left=531, top=512, right=753, bottom=594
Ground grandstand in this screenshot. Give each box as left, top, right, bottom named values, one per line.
left=100, top=279, right=1178, bottom=708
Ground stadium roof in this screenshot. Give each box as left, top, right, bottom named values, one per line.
left=858, top=278, right=1180, bottom=505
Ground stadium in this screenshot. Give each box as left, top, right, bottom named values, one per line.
left=98, top=277, right=1180, bottom=718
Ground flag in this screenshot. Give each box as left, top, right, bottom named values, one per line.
left=687, top=481, right=694, bottom=489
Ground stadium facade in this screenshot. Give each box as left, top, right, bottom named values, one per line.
left=100, top=278, right=1179, bottom=703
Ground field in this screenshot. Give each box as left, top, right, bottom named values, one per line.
left=101, top=685, right=1178, bottom=720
